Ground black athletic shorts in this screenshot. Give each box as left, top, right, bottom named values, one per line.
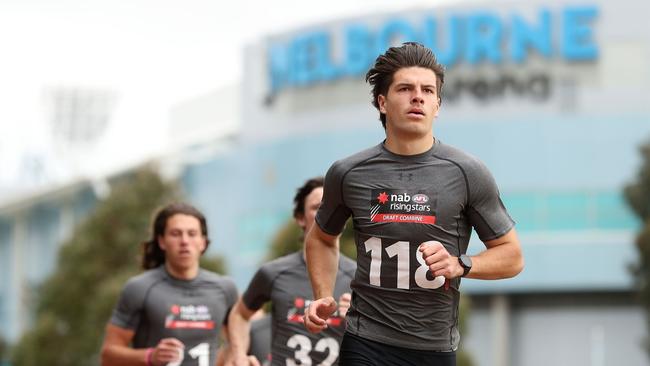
left=339, top=332, right=456, bottom=366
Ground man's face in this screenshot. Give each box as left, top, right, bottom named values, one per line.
left=296, top=186, right=324, bottom=236
left=158, top=214, right=206, bottom=270
left=378, top=66, right=440, bottom=138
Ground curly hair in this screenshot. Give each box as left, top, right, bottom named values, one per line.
left=141, top=202, right=210, bottom=269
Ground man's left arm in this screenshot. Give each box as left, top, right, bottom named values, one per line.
left=460, top=158, right=524, bottom=280
left=465, top=228, right=523, bottom=280
left=420, top=228, right=523, bottom=281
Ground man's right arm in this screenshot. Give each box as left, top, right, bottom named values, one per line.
left=224, top=298, right=259, bottom=366
left=304, top=224, right=341, bottom=333
left=101, top=324, right=143, bottom=366
left=101, top=324, right=184, bottom=366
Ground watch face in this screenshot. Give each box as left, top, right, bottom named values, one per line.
left=459, top=255, right=472, bottom=277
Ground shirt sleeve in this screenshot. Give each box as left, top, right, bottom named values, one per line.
left=241, top=265, right=275, bottom=311
left=221, top=277, right=239, bottom=326
left=315, top=160, right=353, bottom=236
left=109, top=278, right=145, bottom=330
left=464, top=159, right=515, bottom=242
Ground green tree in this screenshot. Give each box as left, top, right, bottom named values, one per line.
left=625, top=140, right=650, bottom=354
left=11, top=168, right=225, bottom=366
left=457, top=295, right=474, bottom=366
left=267, top=217, right=473, bottom=366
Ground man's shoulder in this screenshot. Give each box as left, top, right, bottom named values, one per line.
left=329, top=143, right=384, bottom=172
left=434, top=141, right=487, bottom=172
left=199, top=268, right=229, bottom=282
left=260, top=251, right=303, bottom=274
left=122, top=267, right=166, bottom=292
left=250, top=252, right=306, bottom=290
left=197, top=268, right=231, bottom=284
left=128, top=267, right=166, bottom=285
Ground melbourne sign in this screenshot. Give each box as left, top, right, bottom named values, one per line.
left=267, top=5, right=599, bottom=100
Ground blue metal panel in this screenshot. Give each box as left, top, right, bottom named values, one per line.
left=463, top=232, right=637, bottom=293
left=503, top=191, right=638, bottom=232
left=437, top=116, right=650, bottom=191
left=25, top=203, right=61, bottom=284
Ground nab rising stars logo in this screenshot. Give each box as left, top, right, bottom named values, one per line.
left=165, top=304, right=215, bottom=330
left=371, top=189, right=436, bottom=224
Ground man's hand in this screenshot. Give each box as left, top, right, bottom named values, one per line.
left=419, top=241, right=463, bottom=279
left=337, top=293, right=352, bottom=318
left=225, top=354, right=261, bottom=366
left=225, top=352, right=253, bottom=366
left=151, top=338, right=184, bottom=366
left=304, top=296, right=337, bottom=333
left=247, top=355, right=261, bottom=366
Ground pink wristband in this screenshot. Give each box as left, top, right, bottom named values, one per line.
left=145, top=347, right=154, bottom=366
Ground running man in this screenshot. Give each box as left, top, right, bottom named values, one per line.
left=226, top=177, right=356, bottom=366
left=304, top=42, right=524, bottom=366
left=101, top=203, right=251, bottom=366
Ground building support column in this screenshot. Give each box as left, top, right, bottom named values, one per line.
left=491, top=294, right=511, bottom=366
left=9, top=212, right=26, bottom=343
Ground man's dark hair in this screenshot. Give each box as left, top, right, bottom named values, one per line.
left=141, top=202, right=210, bottom=269
left=293, top=176, right=324, bottom=219
left=365, top=42, right=445, bottom=128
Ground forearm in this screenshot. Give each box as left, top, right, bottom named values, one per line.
left=227, top=306, right=253, bottom=357
left=467, top=232, right=523, bottom=280
left=305, top=228, right=339, bottom=299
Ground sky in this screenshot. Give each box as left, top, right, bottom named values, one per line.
left=0, top=0, right=470, bottom=201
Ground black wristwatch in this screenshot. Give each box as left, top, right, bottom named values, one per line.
left=458, top=254, right=472, bottom=277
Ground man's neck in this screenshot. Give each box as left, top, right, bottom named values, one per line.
left=165, top=262, right=199, bottom=280
left=384, top=133, right=434, bottom=155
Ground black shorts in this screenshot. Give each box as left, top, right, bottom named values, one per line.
left=339, top=333, right=456, bottom=366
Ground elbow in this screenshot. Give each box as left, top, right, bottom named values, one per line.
left=494, top=247, right=524, bottom=280
left=507, top=254, right=525, bottom=278
left=513, top=258, right=524, bottom=277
